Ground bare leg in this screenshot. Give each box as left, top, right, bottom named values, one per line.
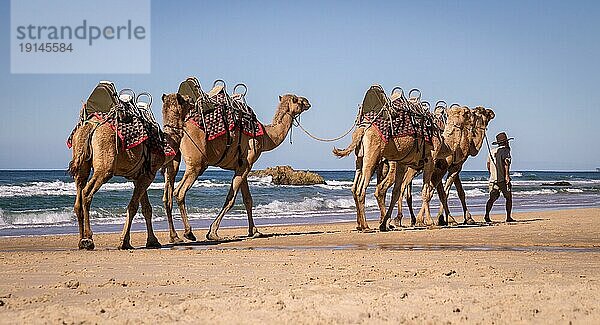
left=504, top=185, right=514, bottom=222
left=485, top=188, right=500, bottom=222
left=240, top=179, right=261, bottom=237
left=141, top=190, right=161, bottom=248
left=406, top=182, right=417, bottom=226
left=174, top=164, right=207, bottom=241
left=207, top=168, right=250, bottom=240
left=162, top=155, right=183, bottom=243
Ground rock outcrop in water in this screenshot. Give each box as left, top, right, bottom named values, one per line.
left=250, top=165, right=325, bottom=186
left=541, top=181, right=572, bottom=187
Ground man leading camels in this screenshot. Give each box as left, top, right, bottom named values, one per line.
left=485, top=132, right=515, bottom=222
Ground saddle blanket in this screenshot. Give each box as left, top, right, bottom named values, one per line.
left=67, top=112, right=176, bottom=156
left=361, top=104, right=437, bottom=144
left=186, top=92, right=265, bottom=141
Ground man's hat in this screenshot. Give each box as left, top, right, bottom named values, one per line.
left=492, top=132, right=514, bottom=145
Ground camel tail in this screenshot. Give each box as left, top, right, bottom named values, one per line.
left=332, top=127, right=365, bottom=158
left=68, top=124, right=94, bottom=177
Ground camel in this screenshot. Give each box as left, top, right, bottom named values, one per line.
left=332, top=104, right=452, bottom=231
left=68, top=93, right=192, bottom=250
left=375, top=106, right=495, bottom=227
left=162, top=94, right=311, bottom=242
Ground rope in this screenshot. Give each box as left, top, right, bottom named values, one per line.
left=296, top=120, right=355, bottom=142
left=484, top=133, right=496, bottom=168
left=294, top=105, right=363, bottom=143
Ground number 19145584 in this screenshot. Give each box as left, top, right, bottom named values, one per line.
left=19, top=43, right=73, bottom=53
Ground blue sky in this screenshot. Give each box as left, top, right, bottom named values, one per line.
left=1, top=0, right=599, bottom=170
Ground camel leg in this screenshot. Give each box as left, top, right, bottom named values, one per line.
left=355, top=153, right=379, bottom=232
left=73, top=160, right=91, bottom=242
left=351, top=157, right=364, bottom=229
left=80, top=170, right=113, bottom=250
left=206, top=168, right=250, bottom=241
left=436, top=173, right=455, bottom=220
left=436, top=181, right=456, bottom=226
left=162, top=155, right=183, bottom=243
left=174, top=164, right=207, bottom=241
left=140, top=190, right=161, bottom=248
left=379, top=165, right=407, bottom=231
left=415, top=161, right=436, bottom=227
left=393, top=168, right=418, bottom=227
left=240, top=179, right=261, bottom=237
left=118, top=176, right=152, bottom=250
left=452, top=177, right=473, bottom=224
left=375, top=162, right=395, bottom=225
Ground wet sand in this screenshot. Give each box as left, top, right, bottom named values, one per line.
left=0, top=208, right=599, bottom=324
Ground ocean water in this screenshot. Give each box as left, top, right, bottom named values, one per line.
left=0, top=170, right=598, bottom=237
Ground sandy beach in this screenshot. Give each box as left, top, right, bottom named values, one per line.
left=0, top=208, right=599, bottom=324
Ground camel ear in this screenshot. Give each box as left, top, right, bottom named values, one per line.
left=162, top=93, right=167, bottom=102
left=279, top=95, right=283, bottom=102
left=291, top=95, right=298, bottom=104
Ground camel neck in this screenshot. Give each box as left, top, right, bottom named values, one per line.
left=262, top=110, right=294, bottom=152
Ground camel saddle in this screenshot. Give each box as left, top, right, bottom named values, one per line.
left=67, top=81, right=175, bottom=156
left=183, top=78, right=264, bottom=141
left=359, top=85, right=440, bottom=144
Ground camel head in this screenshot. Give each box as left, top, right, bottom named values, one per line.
left=161, top=93, right=193, bottom=139
left=446, top=105, right=472, bottom=130
left=278, top=94, right=311, bottom=118
left=469, top=106, right=495, bottom=156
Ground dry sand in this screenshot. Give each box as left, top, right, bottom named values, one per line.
left=0, top=208, right=599, bottom=324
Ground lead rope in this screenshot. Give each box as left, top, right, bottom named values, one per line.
left=484, top=133, right=496, bottom=168
left=294, top=105, right=362, bottom=143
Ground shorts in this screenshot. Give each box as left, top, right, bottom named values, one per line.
left=489, top=181, right=512, bottom=199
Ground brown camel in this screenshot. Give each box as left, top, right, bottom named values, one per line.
left=332, top=108, right=451, bottom=231
left=162, top=94, right=311, bottom=242
left=68, top=93, right=192, bottom=250
left=376, top=106, right=495, bottom=227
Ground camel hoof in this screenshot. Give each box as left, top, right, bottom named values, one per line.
left=118, top=242, right=135, bottom=250
left=379, top=223, right=389, bottom=232
left=79, top=239, right=95, bottom=251
left=506, top=218, right=516, bottom=223
left=392, top=218, right=401, bottom=228
left=414, top=222, right=426, bottom=228
left=356, top=226, right=373, bottom=233
left=448, top=217, right=458, bottom=227
left=146, top=240, right=162, bottom=249
left=484, top=217, right=492, bottom=223
left=436, top=216, right=447, bottom=226
left=464, top=218, right=476, bottom=225
left=249, top=229, right=264, bottom=238
left=184, top=231, right=197, bottom=242
left=169, top=236, right=184, bottom=244
left=206, top=232, right=222, bottom=241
